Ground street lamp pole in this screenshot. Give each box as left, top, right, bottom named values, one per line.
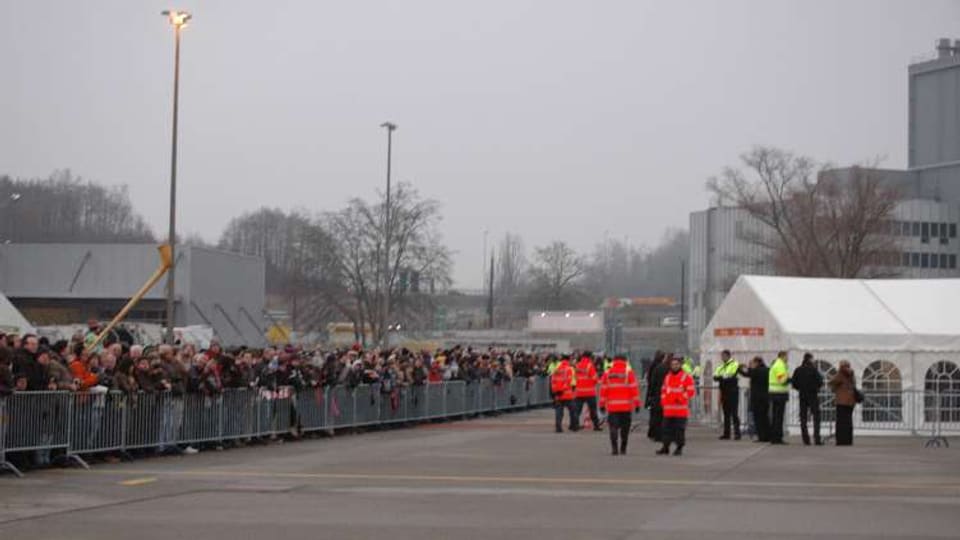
left=380, top=122, right=396, bottom=345
left=162, top=10, right=191, bottom=345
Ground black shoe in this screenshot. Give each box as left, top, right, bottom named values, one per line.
left=803, top=440, right=811, bottom=446
left=815, top=441, right=824, bottom=446
left=719, top=436, right=731, bottom=440
left=734, top=435, right=742, bottom=441
left=620, top=447, right=627, bottom=455
left=611, top=448, right=619, bottom=456
left=593, top=427, right=603, bottom=432
left=673, top=446, right=683, bottom=456
left=555, top=428, right=563, bottom=433
left=656, top=447, right=669, bottom=455
left=770, top=440, right=786, bottom=445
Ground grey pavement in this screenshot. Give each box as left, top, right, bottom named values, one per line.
left=1, top=409, right=959, bottom=539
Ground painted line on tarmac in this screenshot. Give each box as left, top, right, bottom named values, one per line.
left=118, top=477, right=157, bottom=486
left=68, top=468, right=960, bottom=492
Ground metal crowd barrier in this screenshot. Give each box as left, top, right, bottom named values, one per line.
left=0, top=378, right=554, bottom=477
left=688, top=385, right=958, bottom=447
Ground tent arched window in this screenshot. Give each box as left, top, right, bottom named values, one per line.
left=924, top=361, right=960, bottom=423
left=814, top=360, right=837, bottom=422
left=862, top=361, right=902, bottom=423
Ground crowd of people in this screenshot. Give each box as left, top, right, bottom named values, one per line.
left=0, top=322, right=556, bottom=398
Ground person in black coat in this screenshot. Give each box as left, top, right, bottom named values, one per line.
left=645, top=351, right=668, bottom=442
left=791, top=353, right=824, bottom=445
left=739, top=356, right=770, bottom=442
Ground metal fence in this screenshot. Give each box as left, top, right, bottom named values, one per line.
left=0, top=378, right=552, bottom=478
left=686, top=384, right=959, bottom=447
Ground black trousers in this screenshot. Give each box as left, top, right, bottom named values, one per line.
left=835, top=405, right=854, bottom=446
left=647, top=406, right=663, bottom=441
left=554, top=400, right=577, bottom=431
left=799, top=395, right=821, bottom=444
left=769, top=393, right=788, bottom=442
left=607, top=411, right=632, bottom=452
left=750, top=396, right=770, bottom=442
left=575, top=396, right=601, bottom=428
left=720, top=386, right=741, bottom=437
left=662, top=417, right=687, bottom=448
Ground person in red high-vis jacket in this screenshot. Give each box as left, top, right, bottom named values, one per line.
left=550, top=357, right=578, bottom=433
left=574, top=354, right=602, bottom=432
left=599, top=355, right=640, bottom=455
left=657, top=356, right=696, bottom=456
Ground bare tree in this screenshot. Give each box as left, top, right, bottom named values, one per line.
left=707, top=146, right=900, bottom=278
left=326, top=183, right=451, bottom=343
left=528, top=241, right=586, bottom=309
left=495, top=233, right=527, bottom=297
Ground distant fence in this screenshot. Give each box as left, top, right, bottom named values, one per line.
left=687, top=385, right=959, bottom=447
left=0, top=378, right=552, bottom=478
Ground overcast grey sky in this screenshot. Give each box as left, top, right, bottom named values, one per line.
left=2, top=0, right=958, bottom=287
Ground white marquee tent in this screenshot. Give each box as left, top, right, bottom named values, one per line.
left=0, top=291, right=33, bottom=335
left=700, top=276, right=960, bottom=392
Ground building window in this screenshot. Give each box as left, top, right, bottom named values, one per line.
left=931, top=223, right=940, bottom=238
left=941, top=253, right=949, bottom=268
left=924, top=361, right=960, bottom=423
left=932, top=253, right=940, bottom=268
left=951, top=223, right=958, bottom=238
left=912, top=253, right=921, bottom=267
left=862, top=361, right=903, bottom=423
left=912, top=222, right=921, bottom=236
left=952, top=254, right=958, bottom=269
left=922, top=253, right=930, bottom=268
left=922, top=222, right=930, bottom=243
left=901, top=253, right=910, bottom=267
left=903, top=222, right=912, bottom=236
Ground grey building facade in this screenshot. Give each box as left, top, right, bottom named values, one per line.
left=688, top=38, right=960, bottom=351
left=0, top=244, right=266, bottom=346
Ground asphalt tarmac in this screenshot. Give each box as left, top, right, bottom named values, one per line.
left=1, top=409, right=959, bottom=539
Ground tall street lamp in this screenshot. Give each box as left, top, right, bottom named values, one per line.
left=161, top=9, right=191, bottom=345
left=380, top=122, right=397, bottom=345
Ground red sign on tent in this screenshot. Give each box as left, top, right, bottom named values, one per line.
left=714, top=327, right=765, bottom=337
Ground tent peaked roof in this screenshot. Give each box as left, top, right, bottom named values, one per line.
left=0, top=291, right=33, bottom=335
left=701, top=275, right=960, bottom=353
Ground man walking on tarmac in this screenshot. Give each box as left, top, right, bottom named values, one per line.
left=551, top=355, right=578, bottom=433
left=769, top=351, right=790, bottom=444
left=658, top=355, right=696, bottom=456
left=575, top=353, right=602, bottom=431
left=646, top=351, right=667, bottom=442
left=713, top=350, right=741, bottom=440
left=791, top=353, right=824, bottom=445
left=599, top=355, right=640, bottom=455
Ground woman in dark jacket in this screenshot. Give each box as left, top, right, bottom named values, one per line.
left=829, top=360, right=857, bottom=446
left=739, top=356, right=770, bottom=442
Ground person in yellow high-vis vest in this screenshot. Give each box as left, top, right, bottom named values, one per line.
left=713, top=350, right=741, bottom=440
left=768, top=351, right=790, bottom=444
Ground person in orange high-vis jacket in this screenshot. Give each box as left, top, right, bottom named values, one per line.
left=599, top=355, right=640, bottom=455
left=657, top=356, right=696, bottom=456
left=550, top=356, right=578, bottom=433
left=574, top=354, right=602, bottom=432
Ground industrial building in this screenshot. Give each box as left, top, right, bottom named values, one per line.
left=0, top=243, right=266, bottom=346
left=688, top=38, right=960, bottom=351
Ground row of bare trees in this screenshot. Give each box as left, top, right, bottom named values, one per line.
left=489, top=230, right=691, bottom=326
left=0, top=171, right=154, bottom=243
left=219, top=183, right=451, bottom=342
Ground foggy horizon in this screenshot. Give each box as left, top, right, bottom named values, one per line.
left=3, top=0, right=958, bottom=288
